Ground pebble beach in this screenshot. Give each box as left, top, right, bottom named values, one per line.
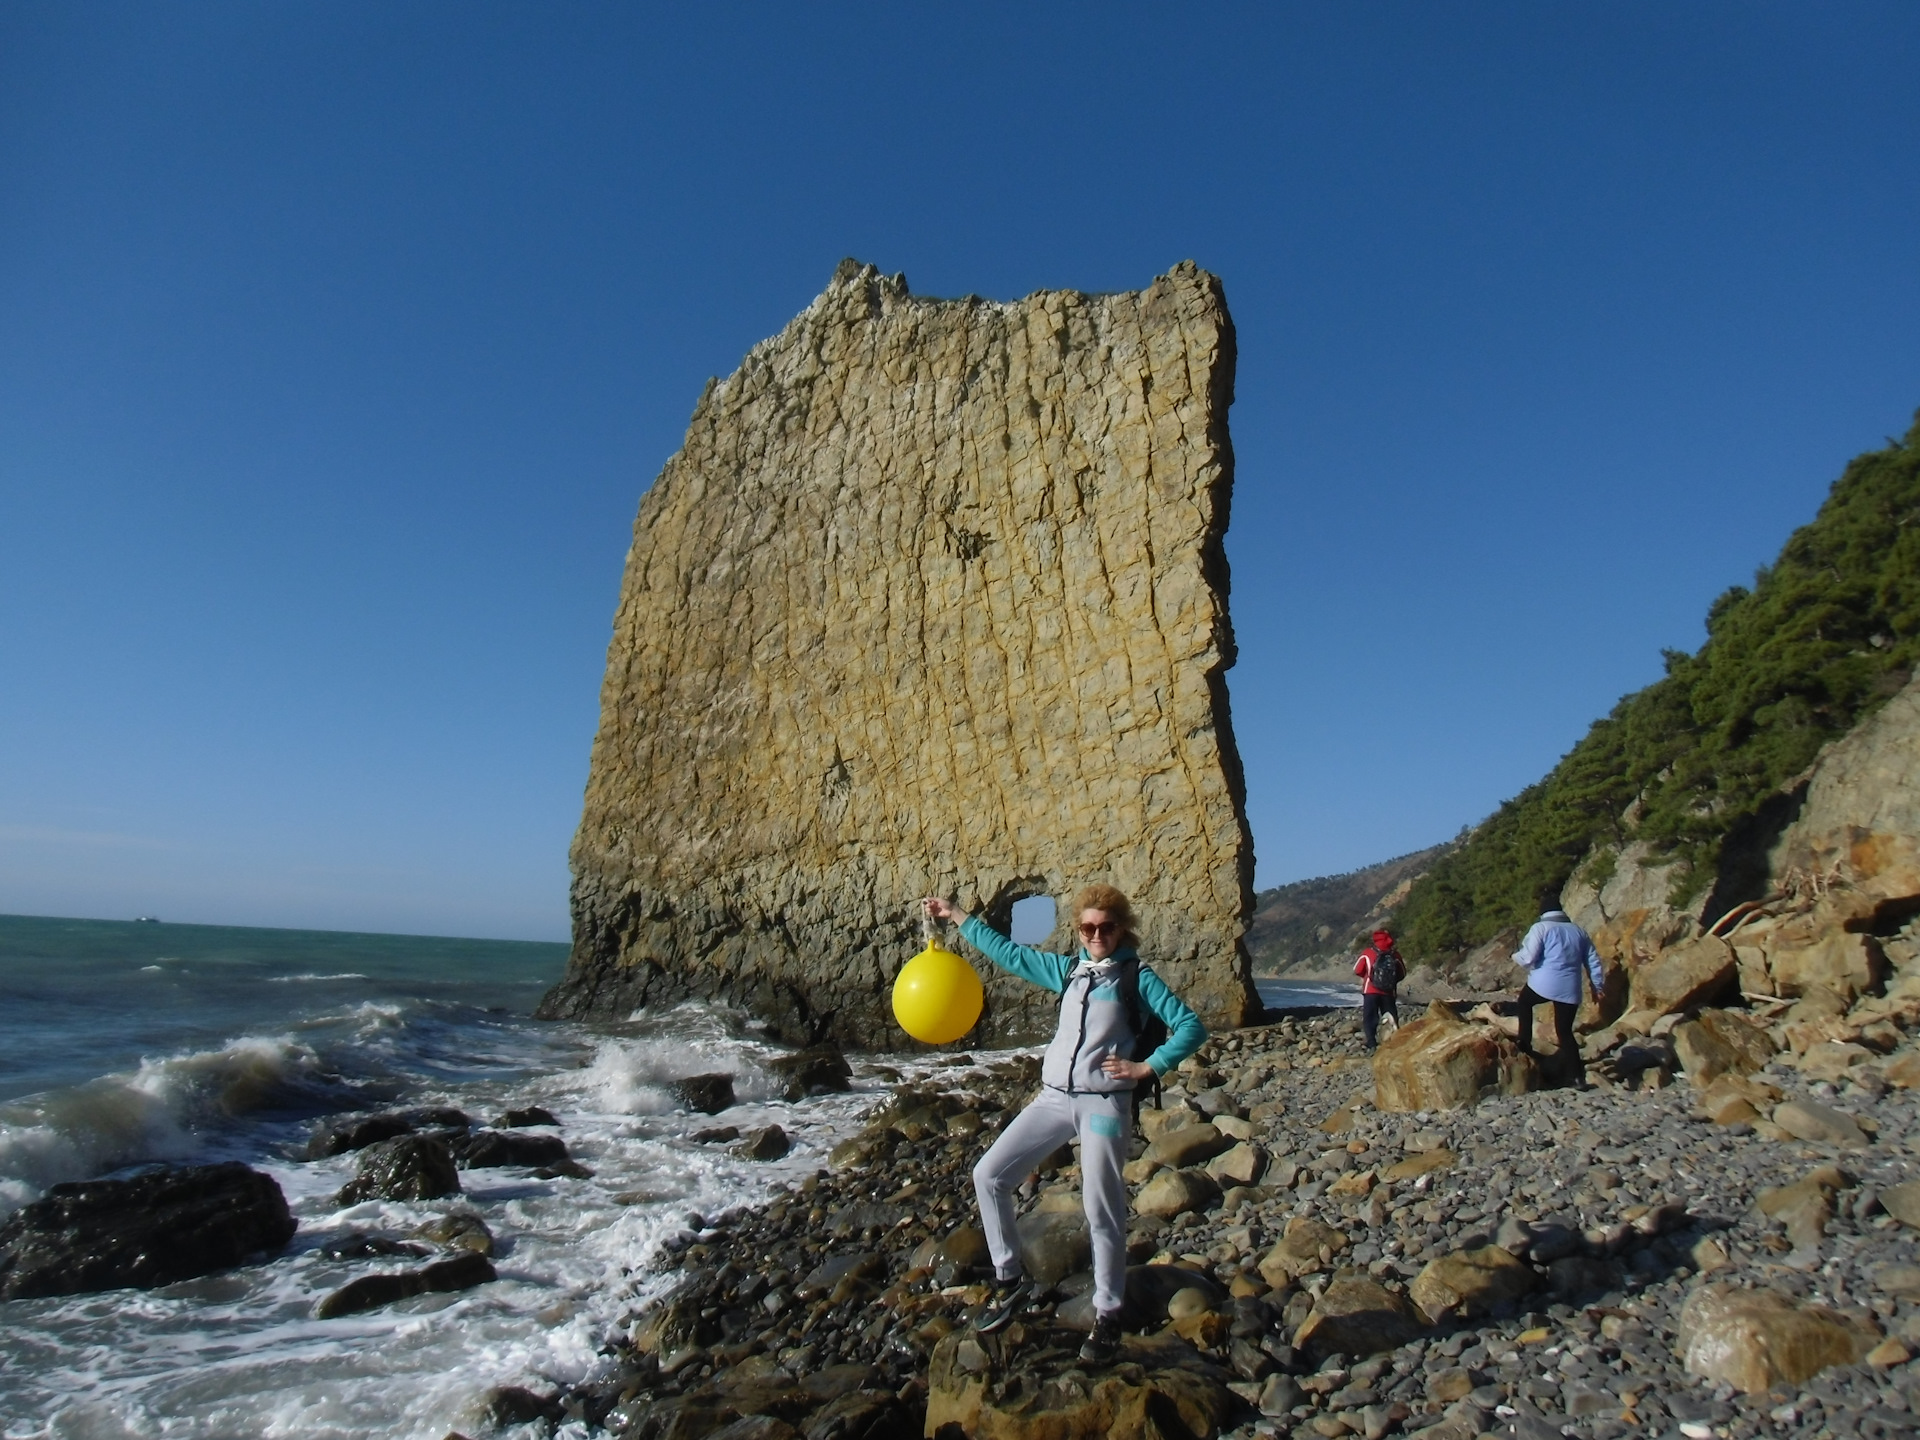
left=544, top=1003, right=1920, bottom=1440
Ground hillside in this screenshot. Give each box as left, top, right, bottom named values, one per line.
left=1246, top=841, right=1455, bottom=973
left=1394, top=412, right=1920, bottom=960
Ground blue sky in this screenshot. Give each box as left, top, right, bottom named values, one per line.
left=3, top=4, right=1918, bottom=941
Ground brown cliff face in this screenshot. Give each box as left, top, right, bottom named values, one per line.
left=537, top=260, right=1257, bottom=1044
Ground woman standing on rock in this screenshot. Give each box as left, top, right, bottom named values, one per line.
left=920, top=886, right=1206, bottom=1366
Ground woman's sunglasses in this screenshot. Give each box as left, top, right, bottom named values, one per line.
left=1078, top=921, right=1118, bottom=939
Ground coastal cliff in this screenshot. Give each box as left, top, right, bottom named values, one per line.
left=539, top=260, right=1257, bottom=1043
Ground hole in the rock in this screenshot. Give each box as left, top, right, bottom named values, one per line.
left=1010, top=895, right=1057, bottom=945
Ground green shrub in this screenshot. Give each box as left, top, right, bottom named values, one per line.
left=1394, top=413, right=1920, bottom=959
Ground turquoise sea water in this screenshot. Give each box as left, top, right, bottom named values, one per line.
left=0, top=914, right=921, bottom=1439
left=0, top=914, right=568, bottom=1103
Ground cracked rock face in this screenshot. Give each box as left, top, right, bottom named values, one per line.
left=539, top=260, right=1256, bottom=1044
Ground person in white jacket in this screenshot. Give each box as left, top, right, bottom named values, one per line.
left=1512, top=903, right=1606, bottom=1082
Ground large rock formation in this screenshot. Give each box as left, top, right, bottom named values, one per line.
left=1566, top=671, right=1920, bottom=1020
left=539, top=260, right=1256, bottom=1044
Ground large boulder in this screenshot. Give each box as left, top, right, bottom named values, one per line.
left=1769, top=671, right=1920, bottom=915
left=1204, top=1142, right=1265, bottom=1188
left=1135, top=1168, right=1221, bottom=1220
left=1292, top=1276, right=1428, bottom=1361
left=337, top=1135, right=461, bottom=1205
left=732, top=1125, right=791, bottom=1162
left=1372, top=1002, right=1539, bottom=1111
left=1256, top=1216, right=1349, bottom=1288
left=1671, top=1009, right=1778, bottom=1087
left=1678, top=1283, right=1881, bottom=1392
left=1628, top=935, right=1737, bottom=1017
left=1142, top=1124, right=1235, bottom=1170
left=1014, top=1209, right=1091, bottom=1288
left=1563, top=839, right=1703, bottom=1023
left=1410, top=1246, right=1538, bottom=1321
left=766, top=1046, right=852, bottom=1101
left=674, top=1074, right=737, bottom=1114
left=1737, top=912, right=1887, bottom=1002
left=1771, top=1099, right=1870, bottom=1149
left=1879, top=1180, right=1920, bottom=1228
left=926, top=1328, right=1239, bottom=1440
left=0, top=1162, right=296, bottom=1300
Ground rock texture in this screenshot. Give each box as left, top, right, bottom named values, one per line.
left=1772, top=670, right=1920, bottom=918
left=1678, top=1283, right=1881, bottom=1392
left=1371, top=1002, right=1539, bottom=1112
left=0, top=1162, right=296, bottom=1300
left=541, top=260, right=1256, bottom=1044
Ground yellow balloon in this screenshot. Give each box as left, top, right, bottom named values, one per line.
left=892, top=941, right=984, bottom=1044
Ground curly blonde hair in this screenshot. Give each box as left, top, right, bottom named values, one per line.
left=1070, top=884, right=1136, bottom=943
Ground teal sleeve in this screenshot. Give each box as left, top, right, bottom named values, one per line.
left=957, top=916, right=1073, bottom=993
left=1136, top=965, right=1207, bottom=1076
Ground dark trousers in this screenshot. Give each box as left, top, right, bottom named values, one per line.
left=1362, top=991, right=1398, bottom=1049
left=1516, top=984, right=1579, bottom=1066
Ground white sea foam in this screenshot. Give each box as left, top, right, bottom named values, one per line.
left=0, top=1001, right=962, bottom=1440
left=267, top=973, right=371, bottom=984
left=0, top=1036, right=325, bottom=1217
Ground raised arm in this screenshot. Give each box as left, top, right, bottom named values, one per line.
left=922, top=897, right=1072, bottom=992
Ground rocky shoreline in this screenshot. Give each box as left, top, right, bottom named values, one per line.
left=508, top=996, right=1920, bottom=1440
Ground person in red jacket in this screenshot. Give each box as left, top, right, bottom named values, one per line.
left=1354, top=929, right=1404, bottom=1051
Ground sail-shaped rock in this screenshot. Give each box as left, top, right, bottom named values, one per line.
left=537, top=260, right=1257, bottom=1044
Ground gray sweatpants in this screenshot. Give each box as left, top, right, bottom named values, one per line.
left=971, top=1085, right=1133, bottom=1317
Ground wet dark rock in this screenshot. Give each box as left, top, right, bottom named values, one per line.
left=795, top=1252, right=883, bottom=1302
left=497, top=1106, right=560, bottom=1129
left=481, top=1385, right=564, bottom=1428
left=768, top=1046, right=854, bottom=1101
left=317, top=1231, right=429, bottom=1262
left=677, top=1073, right=738, bottom=1114
left=733, top=1126, right=791, bottom=1162
left=415, top=1209, right=494, bottom=1256
left=828, top=1203, right=905, bottom=1238
left=1014, top=1208, right=1090, bottom=1288
left=1124, top=1264, right=1226, bottom=1325
left=306, top=1111, right=418, bottom=1159
left=337, top=1135, right=460, bottom=1205
left=694, top=1126, right=742, bottom=1144
left=314, top=1250, right=496, bottom=1318
left=453, top=1128, right=571, bottom=1169
left=799, top=1389, right=913, bottom=1440
left=0, top=1162, right=297, bottom=1300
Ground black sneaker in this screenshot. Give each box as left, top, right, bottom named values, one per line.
left=1078, top=1313, right=1123, bottom=1365
left=973, top=1277, right=1033, bottom=1334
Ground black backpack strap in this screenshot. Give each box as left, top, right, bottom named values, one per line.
left=1119, top=958, right=1163, bottom=1114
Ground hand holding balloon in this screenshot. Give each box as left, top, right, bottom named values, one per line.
left=894, top=899, right=983, bottom=1044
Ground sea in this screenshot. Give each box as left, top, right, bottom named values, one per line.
left=0, top=915, right=1352, bottom=1439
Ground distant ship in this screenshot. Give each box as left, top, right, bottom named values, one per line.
left=133, top=916, right=161, bottom=924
